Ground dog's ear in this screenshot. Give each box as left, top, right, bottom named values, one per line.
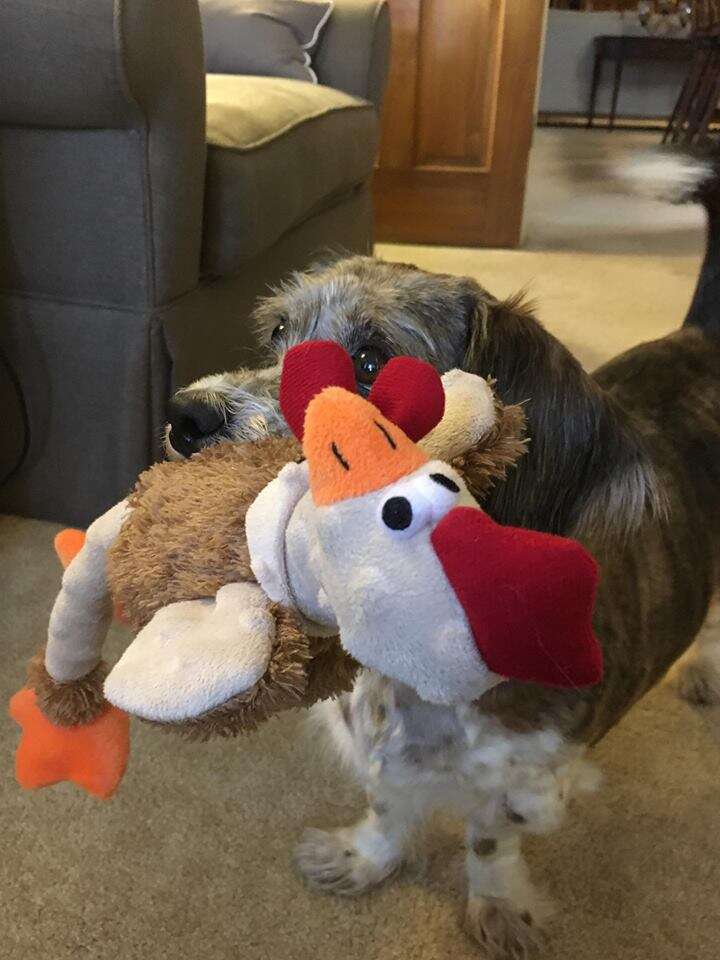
left=303, top=248, right=355, bottom=275
left=461, top=287, right=661, bottom=539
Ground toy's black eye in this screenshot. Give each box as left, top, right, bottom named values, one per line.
left=270, top=320, right=287, bottom=343
left=353, top=346, right=387, bottom=387
left=382, top=496, right=413, bottom=531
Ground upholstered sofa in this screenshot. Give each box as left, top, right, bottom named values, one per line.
left=0, top=0, right=389, bottom=525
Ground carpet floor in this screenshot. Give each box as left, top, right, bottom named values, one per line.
left=2, top=128, right=719, bottom=960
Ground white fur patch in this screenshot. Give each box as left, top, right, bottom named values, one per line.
left=103, top=583, right=273, bottom=722
left=316, top=670, right=598, bottom=831
left=615, top=151, right=714, bottom=204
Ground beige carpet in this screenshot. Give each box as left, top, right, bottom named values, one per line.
left=2, top=129, right=719, bottom=960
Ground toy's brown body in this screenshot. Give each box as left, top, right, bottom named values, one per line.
left=109, top=437, right=300, bottom=630
left=108, top=436, right=361, bottom=739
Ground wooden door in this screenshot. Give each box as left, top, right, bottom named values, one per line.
left=374, top=0, right=546, bottom=247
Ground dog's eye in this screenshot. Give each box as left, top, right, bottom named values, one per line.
left=270, top=320, right=287, bottom=344
left=353, top=346, right=387, bottom=387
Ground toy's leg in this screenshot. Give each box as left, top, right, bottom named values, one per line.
left=13, top=499, right=132, bottom=796
left=463, top=816, right=546, bottom=957
left=676, top=598, right=720, bottom=706
left=45, top=499, right=130, bottom=683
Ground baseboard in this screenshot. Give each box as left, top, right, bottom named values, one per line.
left=538, top=111, right=720, bottom=132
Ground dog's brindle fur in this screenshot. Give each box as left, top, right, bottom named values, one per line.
left=170, top=255, right=720, bottom=954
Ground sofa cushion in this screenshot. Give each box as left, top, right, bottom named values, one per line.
left=201, top=74, right=377, bottom=276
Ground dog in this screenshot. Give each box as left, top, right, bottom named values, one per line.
left=166, top=157, right=720, bottom=955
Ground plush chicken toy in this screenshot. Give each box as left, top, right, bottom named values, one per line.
left=252, top=341, right=602, bottom=703
left=10, top=342, right=602, bottom=800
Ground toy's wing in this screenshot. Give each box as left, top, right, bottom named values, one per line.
left=431, top=507, right=603, bottom=689
left=103, top=583, right=275, bottom=723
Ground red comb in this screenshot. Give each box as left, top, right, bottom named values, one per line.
left=280, top=341, right=357, bottom=440
left=369, top=357, right=445, bottom=442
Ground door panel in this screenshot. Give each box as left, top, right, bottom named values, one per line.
left=415, top=0, right=503, bottom=169
left=374, top=0, right=546, bottom=247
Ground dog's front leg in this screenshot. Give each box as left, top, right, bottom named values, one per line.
left=294, top=782, right=422, bottom=897
left=464, top=815, right=546, bottom=957
left=295, top=680, right=430, bottom=896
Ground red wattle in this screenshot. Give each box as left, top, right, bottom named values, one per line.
left=431, top=508, right=603, bottom=688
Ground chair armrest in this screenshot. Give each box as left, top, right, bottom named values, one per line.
left=313, top=0, right=391, bottom=110
left=0, top=0, right=207, bottom=306
left=0, top=0, right=204, bottom=130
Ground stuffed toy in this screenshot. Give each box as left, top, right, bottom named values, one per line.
left=10, top=342, right=602, bottom=800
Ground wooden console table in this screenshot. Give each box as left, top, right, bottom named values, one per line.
left=586, top=34, right=694, bottom=130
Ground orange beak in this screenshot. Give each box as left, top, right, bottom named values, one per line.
left=303, top=387, right=429, bottom=506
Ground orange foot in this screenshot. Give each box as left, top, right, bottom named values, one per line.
left=53, top=528, right=86, bottom=569
left=9, top=687, right=130, bottom=800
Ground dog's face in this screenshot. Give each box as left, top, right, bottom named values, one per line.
left=165, top=253, right=659, bottom=543
left=166, top=256, right=483, bottom=459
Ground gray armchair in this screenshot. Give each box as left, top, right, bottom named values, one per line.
left=0, top=0, right=389, bottom=526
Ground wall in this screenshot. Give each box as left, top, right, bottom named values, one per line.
left=539, top=9, right=690, bottom=117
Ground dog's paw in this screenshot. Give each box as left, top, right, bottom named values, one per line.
left=465, top=896, right=545, bottom=960
left=677, top=656, right=720, bottom=707
left=294, top=826, right=401, bottom=897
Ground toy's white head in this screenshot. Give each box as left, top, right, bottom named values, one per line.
left=274, top=341, right=603, bottom=703
left=309, top=456, right=502, bottom=704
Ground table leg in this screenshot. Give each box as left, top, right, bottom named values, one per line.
left=687, top=47, right=720, bottom=144
left=663, top=69, right=690, bottom=143
left=665, top=47, right=708, bottom=145
left=587, top=50, right=603, bottom=129
left=609, top=53, right=623, bottom=131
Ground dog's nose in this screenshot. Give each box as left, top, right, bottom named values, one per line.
left=167, top=396, right=226, bottom=457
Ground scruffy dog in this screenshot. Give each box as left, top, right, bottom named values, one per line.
left=167, top=160, right=720, bottom=955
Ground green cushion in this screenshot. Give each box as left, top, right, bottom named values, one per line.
left=202, top=75, right=377, bottom=276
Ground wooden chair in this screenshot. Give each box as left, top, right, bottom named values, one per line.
left=664, top=1, right=720, bottom=144
left=694, top=0, right=720, bottom=36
